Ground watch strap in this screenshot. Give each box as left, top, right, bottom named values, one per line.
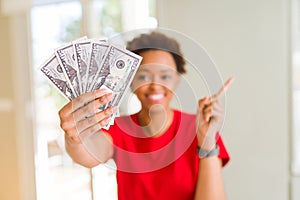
left=197, top=145, right=219, bottom=159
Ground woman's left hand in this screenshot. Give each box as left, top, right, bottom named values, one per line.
left=196, top=77, right=234, bottom=150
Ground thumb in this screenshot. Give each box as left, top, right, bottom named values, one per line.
left=197, top=97, right=209, bottom=122
left=198, top=96, right=209, bottom=112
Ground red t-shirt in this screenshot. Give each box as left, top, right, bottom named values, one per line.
left=105, top=109, right=230, bottom=200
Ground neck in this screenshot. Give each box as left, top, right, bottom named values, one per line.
left=138, top=105, right=173, bottom=137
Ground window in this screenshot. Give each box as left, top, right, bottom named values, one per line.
left=30, top=0, right=157, bottom=199
left=31, top=3, right=92, bottom=200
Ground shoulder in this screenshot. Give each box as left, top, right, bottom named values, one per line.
left=172, top=110, right=196, bottom=131
left=105, top=113, right=138, bottom=133
left=114, top=112, right=138, bottom=124
left=173, top=109, right=196, bottom=121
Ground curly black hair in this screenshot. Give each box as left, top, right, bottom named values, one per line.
left=127, top=31, right=186, bottom=74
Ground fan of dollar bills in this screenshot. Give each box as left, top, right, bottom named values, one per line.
left=39, top=37, right=143, bottom=129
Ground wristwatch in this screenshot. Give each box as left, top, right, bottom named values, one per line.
left=197, top=145, right=219, bottom=159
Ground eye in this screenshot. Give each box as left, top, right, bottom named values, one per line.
left=161, top=74, right=172, bottom=81
left=137, top=74, right=151, bottom=82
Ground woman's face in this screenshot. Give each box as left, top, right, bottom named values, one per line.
left=131, top=50, right=180, bottom=112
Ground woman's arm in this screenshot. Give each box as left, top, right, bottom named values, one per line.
left=64, top=132, right=113, bottom=168
left=194, top=156, right=226, bottom=200
left=59, top=89, right=115, bottom=168
left=195, top=77, right=234, bottom=200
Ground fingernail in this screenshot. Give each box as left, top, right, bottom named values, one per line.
left=105, top=93, right=114, bottom=102
left=107, top=107, right=114, bottom=115
left=206, top=116, right=210, bottom=122
left=107, top=92, right=113, bottom=98
left=110, top=106, right=117, bottom=112
left=98, top=93, right=113, bottom=104
left=95, top=89, right=109, bottom=97
left=104, top=117, right=111, bottom=124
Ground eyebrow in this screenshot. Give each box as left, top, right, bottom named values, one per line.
left=138, top=68, right=175, bottom=73
left=138, top=68, right=151, bottom=72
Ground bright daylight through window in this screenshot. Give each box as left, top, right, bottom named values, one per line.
left=30, top=0, right=156, bottom=199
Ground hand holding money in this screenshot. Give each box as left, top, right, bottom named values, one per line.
left=40, top=37, right=142, bottom=130
left=58, top=89, right=114, bottom=144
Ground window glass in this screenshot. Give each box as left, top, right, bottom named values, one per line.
left=31, top=2, right=93, bottom=200
left=31, top=0, right=157, bottom=199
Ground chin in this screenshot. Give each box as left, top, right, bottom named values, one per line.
left=144, top=103, right=169, bottom=114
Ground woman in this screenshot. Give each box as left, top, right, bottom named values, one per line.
left=59, top=32, right=234, bottom=200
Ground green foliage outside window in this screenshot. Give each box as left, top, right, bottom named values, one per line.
left=48, top=0, right=122, bottom=109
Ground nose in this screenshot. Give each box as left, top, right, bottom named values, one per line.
left=147, top=75, right=163, bottom=90
left=151, top=75, right=161, bottom=84
left=149, top=80, right=161, bottom=88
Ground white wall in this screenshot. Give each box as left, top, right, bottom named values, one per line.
left=157, top=0, right=290, bottom=200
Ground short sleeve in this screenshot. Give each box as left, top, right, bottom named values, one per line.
left=216, top=132, right=230, bottom=167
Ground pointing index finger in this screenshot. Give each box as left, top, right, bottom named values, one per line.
left=215, top=77, right=235, bottom=97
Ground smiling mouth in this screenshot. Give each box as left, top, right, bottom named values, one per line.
left=147, top=94, right=164, bottom=101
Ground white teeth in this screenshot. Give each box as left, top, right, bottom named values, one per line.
left=148, top=94, right=164, bottom=100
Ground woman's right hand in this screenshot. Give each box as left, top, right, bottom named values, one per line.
left=58, top=88, right=115, bottom=144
